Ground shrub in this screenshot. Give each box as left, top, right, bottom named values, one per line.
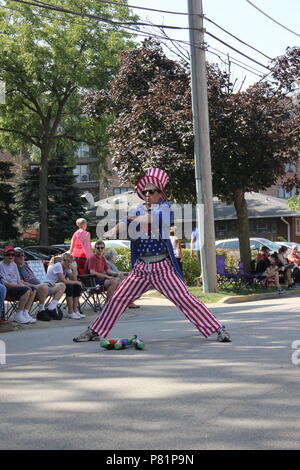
left=110, top=246, right=244, bottom=287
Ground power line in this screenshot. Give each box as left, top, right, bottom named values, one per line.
left=97, top=0, right=189, bottom=16
left=12, top=0, right=193, bottom=31
left=207, top=46, right=267, bottom=78
left=9, top=0, right=271, bottom=72
left=204, top=15, right=272, bottom=60
left=245, top=0, right=300, bottom=38
left=204, top=29, right=270, bottom=70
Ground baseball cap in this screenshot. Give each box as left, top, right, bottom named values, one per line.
left=3, top=245, right=15, bottom=253
left=14, top=247, right=24, bottom=253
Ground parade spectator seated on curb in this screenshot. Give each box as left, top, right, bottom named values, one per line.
left=0, top=245, right=37, bottom=324
left=45, top=253, right=84, bottom=320
left=255, top=253, right=285, bottom=294
left=104, top=248, right=140, bottom=309
left=14, top=247, right=66, bottom=321
left=85, top=241, right=124, bottom=303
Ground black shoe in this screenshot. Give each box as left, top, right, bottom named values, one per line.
left=36, top=310, right=51, bottom=322
left=46, top=308, right=58, bottom=320
left=46, top=308, right=63, bottom=320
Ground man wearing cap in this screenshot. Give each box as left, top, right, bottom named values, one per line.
left=14, top=247, right=66, bottom=321
left=74, top=168, right=231, bottom=343
left=0, top=246, right=36, bottom=323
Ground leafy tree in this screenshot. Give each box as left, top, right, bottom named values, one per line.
left=0, top=160, right=19, bottom=240
left=0, top=0, right=137, bottom=243
left=16, top=147, right=85, bottom=243
left=82, top=40, right=300, bottom=271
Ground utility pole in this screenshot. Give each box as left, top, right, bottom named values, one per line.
left=187, top=0, right=217, bottom=292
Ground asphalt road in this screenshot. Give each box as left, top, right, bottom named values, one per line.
left=0, top=293, right=300, bottom=450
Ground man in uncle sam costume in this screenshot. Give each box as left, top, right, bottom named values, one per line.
left=74, top=168, right=231, bottom=343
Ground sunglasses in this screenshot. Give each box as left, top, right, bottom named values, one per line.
left=142, top=189, right=160, bottom=196
left=96, top=246, right=105, bottom=250
left=15, top=253, right=25, bottom=257
left=4, top=253, right=15, bottom=257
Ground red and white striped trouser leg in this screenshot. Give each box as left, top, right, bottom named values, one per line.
left=91, top=259, right=222, bottom=339
left=91, top=265, right=152, bottom=338
left=149, top=260, right=222, bottom=338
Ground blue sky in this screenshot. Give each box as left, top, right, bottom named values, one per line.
left=130, top=0, right=299, bottom=89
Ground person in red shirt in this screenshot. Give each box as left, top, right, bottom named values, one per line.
left=85, top=241, right=123, bottom=301
left=256, top=246, right=270, bottom=263
left=288, top=245, right=300, bottom=267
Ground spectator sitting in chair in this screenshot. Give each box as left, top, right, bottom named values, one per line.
left=277, top=246, right=295, bottom=289
left=0, top=245, right=36, bottom=324
left=104, top=248, right=140, bottom=309
left=256, top=245, right=270, bottom=263
left=14, top=247, right=66, bottom=321
left=85, top=241, right=124, bottom=303
left=0, top=280, right=7, bottom=322
left=45, top=253, right=84, bottom=320
left=287, top=245, right=300, bottom=266
left=255, top=253, right=285, bottom=294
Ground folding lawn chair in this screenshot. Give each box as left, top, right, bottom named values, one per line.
left=78, top=273, right=107, bottom=313
left=216, top=254, right=243, bottom=288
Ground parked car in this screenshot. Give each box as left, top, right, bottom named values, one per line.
left=51, top=244, right=71, bottom=252
left=274, top=241, right=300, bottom=252
left=91, top=240, right=131, bottom=249
left=26, top=245, right=67, bottom=257
left=215, top=237, right=281, bottom=253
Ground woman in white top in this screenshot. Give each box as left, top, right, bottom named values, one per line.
left=45, top=253, right=84, bottom=319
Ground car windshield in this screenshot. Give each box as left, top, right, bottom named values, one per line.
left=255, top=239, right=281, bottom=251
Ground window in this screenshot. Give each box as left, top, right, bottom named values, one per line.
left=113, top=187, right=132, bottom=195
left=75, top=143, right=91, bottom=159
left=284, top=162, right=297, bottom=173
left=73, top=164, right=90, bottom=183
left=296, top=218, right=300, bottom=236
left=278, top=185, right=297, bottom=199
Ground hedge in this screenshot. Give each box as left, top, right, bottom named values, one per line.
left=112, top=247, right=241, bottom=287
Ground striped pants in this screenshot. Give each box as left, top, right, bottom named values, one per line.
left=91, top=259, right=222, bottom=338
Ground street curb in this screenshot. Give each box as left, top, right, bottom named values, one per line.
left=218, top=287, right=300, bottom=304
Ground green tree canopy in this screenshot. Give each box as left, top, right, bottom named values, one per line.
left=16, top=147, right=85, bottom=243
left=0, top=0, right=137, bottom=243
left=0, top=160, right=19, bottom=240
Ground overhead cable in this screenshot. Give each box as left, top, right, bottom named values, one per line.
left=10, top=0, right=270, bottom=71
left=204, top=15, right=272, bottom=60
left=245, top=0, right=300, bottom=38
left=98, top=0, right=189, bottom=16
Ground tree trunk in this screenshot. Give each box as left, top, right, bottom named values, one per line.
left=233, top=189, right=251, bottom=272
left=39, top=146, right=49, bottom=244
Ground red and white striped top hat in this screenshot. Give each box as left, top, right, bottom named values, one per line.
left=135, top=168, right=169, bottom=201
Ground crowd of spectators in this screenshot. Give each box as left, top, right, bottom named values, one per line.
left=1, top=216, right=300, bottom=323
left=0, top=217, right=138, bottom=324
left=255, top=244, right=300, bottom=293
